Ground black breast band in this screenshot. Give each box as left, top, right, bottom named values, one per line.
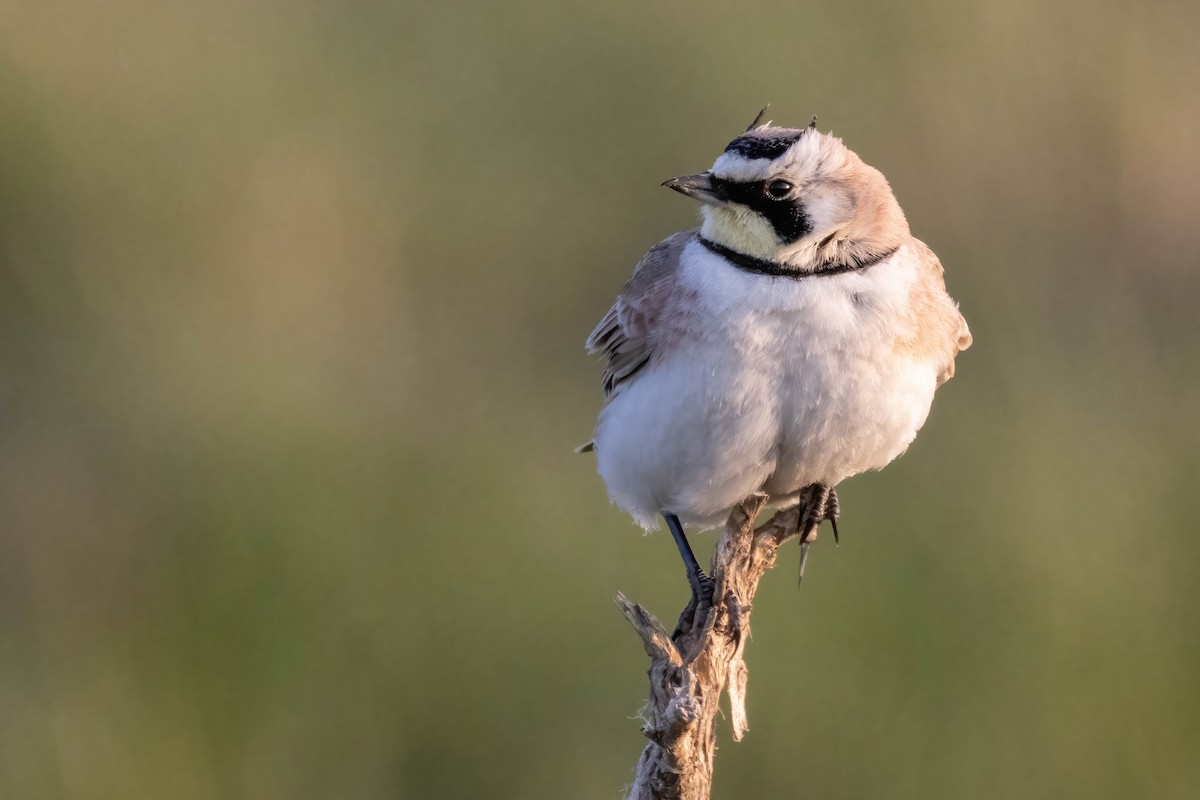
left=698, top=236, right=898, bottom=279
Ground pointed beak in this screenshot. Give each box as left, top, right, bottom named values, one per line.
left=661, top=172, right=726, bottom=206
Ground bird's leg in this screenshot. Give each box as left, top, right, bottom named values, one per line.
left=664, top=513, right=715, bottom=638
left=664, top=513, right=713, bottom=601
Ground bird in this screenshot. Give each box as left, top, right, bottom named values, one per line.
left=582, top=109, right=971, bottom=609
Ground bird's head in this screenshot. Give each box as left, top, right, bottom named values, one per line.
left=663, top=110, right=910, bottom=271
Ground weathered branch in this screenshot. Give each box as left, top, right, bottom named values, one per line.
left=617, top=493, right=813, bottom=800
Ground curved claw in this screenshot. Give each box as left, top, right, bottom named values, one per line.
left=797, top=541, right=811, bottom=586
left=826, top=487, right=841, bottom=544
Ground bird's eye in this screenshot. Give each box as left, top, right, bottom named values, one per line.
left=766, top=179, right=793, bottom=199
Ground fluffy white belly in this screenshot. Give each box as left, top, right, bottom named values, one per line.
left=594, top=242, right=939, bottom=529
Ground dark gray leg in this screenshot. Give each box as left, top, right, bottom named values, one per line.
left=664, top=513, right=714, bottom=603
left=665, top=513, right=715, bottom=638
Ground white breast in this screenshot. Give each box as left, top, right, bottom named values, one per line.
left=594, top=240, right=939, bottom=529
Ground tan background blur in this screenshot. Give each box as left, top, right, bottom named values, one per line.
left=1, top=1, right=1198, bottom=798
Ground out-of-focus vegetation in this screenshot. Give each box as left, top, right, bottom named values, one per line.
left=1, top=1, right=1198, bottom=798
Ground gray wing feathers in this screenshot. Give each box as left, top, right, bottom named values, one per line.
left=586, top=229, right=695, bottom=398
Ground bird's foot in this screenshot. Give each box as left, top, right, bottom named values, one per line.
left=673, top=568, right=716, bottom=640
left=797, top=484, right=841, bottom=584
left=798, top=484, right=841, bottom=544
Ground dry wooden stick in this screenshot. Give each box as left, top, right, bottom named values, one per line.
left=616, top=493, right=812, bottom=800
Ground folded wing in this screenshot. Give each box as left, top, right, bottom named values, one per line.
left=586, top=229, right=696, bottom=398
left=910, top=239, right=972, bottom=386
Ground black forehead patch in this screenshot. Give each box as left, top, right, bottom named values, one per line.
left=723, top=127, right=807, bottom=160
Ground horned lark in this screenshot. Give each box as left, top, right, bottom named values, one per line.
left=584, top=110, right=971, bottom=602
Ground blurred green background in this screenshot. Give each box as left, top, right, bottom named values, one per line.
left=2, top=1, right=1199, bottom=798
